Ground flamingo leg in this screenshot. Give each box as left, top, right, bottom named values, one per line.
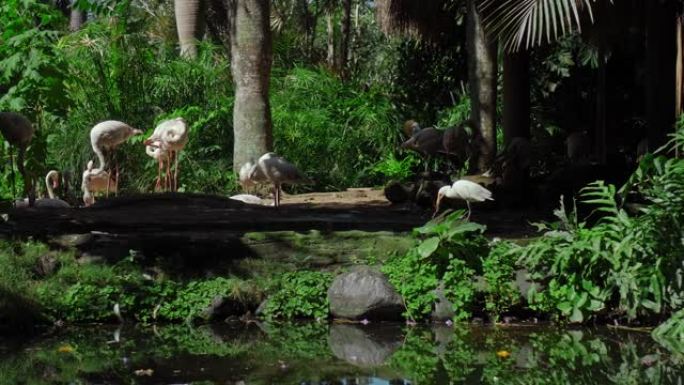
left=155, top=157, right=162, bottom=192
left=466, top=201, right=471, bottom=221
left=114, top=161, right=119, bottom=196
left=8, top=148, right=16, bottom=206
left=173, top=151, right=180, bottom=192
left=166, top=152, right=173, bottom=192
left=105, top=151, right=111, bottom=197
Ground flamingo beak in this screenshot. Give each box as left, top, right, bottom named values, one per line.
left=143, top=138, right=153, bottom=145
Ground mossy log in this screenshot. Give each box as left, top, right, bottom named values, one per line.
left=0, top=193, right=429, bottom=237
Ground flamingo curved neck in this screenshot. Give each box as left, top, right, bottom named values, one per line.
left=45, top=173, right=56, bottom=199
left=92, top=144, right=106, bottom=170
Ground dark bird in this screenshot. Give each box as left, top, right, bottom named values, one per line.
left=0, top=112, right=36, bottom=206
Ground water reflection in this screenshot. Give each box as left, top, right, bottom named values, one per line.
left=0, top=322, right=682, bottom=384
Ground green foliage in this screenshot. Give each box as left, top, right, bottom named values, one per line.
left=383, top=211, right=488, bottom=321
left=371, top=152, right=420, bottom=181
left=653, top=309, right=684, bottom=353
left=512, top=125, right=684, bottom=324
left=262, top=271, right=333, bottom=320
left=0, top=0, right=66, bottom=112
left=388, top=328, right=439, bottom=383
left=482, top=241, right=520, bottom=321
left=271, top=67, right=399, bottom=190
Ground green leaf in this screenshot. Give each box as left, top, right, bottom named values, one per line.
left=417, top=237, right=441, bottom=259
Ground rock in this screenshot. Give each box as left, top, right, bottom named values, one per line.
left=34, top=253, right=59, bottom=278
left=200, top=295, right=247, bottom=322
left=328, top=324, right=403, bottom=367
left=384, top=181, right=413, bottom=204
left=328, top=266, right=404, bottom=320
left=431, top=282, right=454, bottom=322
left=49, top=233, right=93, bottom=248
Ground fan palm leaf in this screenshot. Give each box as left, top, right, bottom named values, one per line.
left=479, top=0, right=609, bottom=51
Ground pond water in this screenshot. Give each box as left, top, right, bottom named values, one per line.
left=1, top=323, right=682, bottom=384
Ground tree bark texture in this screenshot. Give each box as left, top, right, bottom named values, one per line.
left=503, top=51, right=530, bottom=147
left=466, top=0, right=497, bottom=172
left=175, top=0, right=207, bottom=58
left=339, top=0, right=352, bottom=77
left=229, top=0, right=274, bottom=172
left=326, top=11, right=335, bottom=68
left=69, top=0, right=85, bottom=32
left=645, top=0, right=677, bottom=150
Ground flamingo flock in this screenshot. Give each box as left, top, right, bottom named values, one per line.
left=0, top=111, right=313, bottom=210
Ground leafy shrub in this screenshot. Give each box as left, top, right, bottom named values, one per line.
left=262, top=271, right=333, bottom=320
left=371, top=152, right=421, bottom=182
left=383, top=211, right=489, bottom=321
left=271, top=67, right=399, bottom=190
left=482, top=240, right=520, bottom=321
left=513, top=127, right=684, bottom=324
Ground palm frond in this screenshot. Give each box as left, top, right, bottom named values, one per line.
left=478, top=0, right=607, bottom=51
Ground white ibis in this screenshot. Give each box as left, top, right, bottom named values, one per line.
left=143, top=118, right=189, bottom=192
left=434, top=180, right=493, bottom=220
left=251, top=152, right=309, bottom=207
left=0, top=112, right=36, bottom=205
left=229, top=193, right=268, bottom=205
left=90, top=120, right=142, bottom=195
left=238, top=160, right=267, bottom=193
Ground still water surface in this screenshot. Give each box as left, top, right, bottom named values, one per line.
left=1, top=323, right=682, bottom=384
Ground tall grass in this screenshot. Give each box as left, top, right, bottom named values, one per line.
left=271, top=67, right=400, bottom=190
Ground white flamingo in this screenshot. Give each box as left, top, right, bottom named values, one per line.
left=1, top=112, right=36, bottom=205
left=90, top=120, right=142, bottom=195
left=15, top=170, right=70, bottom=208
left=238, top=160, right=267, bottom=193
left=251, top=152, right=309, bottom=208
left=145, top=140, right=171, bottom=192
left=143, top=118, right=189, bottom=192
left=82, top=160, right=117, bottom=207
left=434, top=180, right=494, bottom=220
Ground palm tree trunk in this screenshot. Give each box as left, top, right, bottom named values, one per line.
left=229, top=0, right=274, bottom=171
left=175, top=0, right=207, bottom=58
left=467, top=0, right=497, bottom=173
left=339, top=0, right=352, bottom=78
left=326, top=11, right=335, bottom=68
left=69, top=0, right=85, bottom=31
left=503, top=51, right=530, bottom=146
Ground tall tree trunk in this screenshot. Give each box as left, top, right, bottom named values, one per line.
left=466, top=0, right=497, bottom=173
left=175, top=0, right=207, bottom=58
left=645, top=0, right=677, bottom=150
left=503, top=51, right=530, bottom=146
left=339, top=0, right=352, bottom=78
left=349, top=2, right=360, bottom=69
left=229, top=0, right=273, bottom=171
left=326, top=11, right=335, bottom=68
left=69, top=0, right=85, bottom=31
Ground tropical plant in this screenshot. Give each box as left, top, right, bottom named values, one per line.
left=262, top=271, right=333, bottom=320
left=382, top=211, right=488, bottom=321
left=479, top=0, right=605, bottom=51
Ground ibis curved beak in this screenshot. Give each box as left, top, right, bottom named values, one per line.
left=432, top=194, right=443, bottom=218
